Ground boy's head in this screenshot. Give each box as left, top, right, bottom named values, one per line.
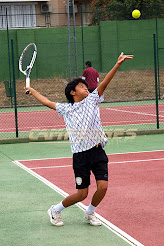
left=65, top=78, right=88, bottom=103
left=85, top=61, right=92, bottom=68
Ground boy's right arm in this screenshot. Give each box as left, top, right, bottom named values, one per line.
left=26, top=87, right=56, bottom=110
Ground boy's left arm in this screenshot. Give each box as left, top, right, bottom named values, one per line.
left=97, top=52, right=133, bottom=97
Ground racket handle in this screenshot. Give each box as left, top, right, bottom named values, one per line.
left=26, top=77, right=30, bottom=94
left=26, top=77, right=30, bottom=87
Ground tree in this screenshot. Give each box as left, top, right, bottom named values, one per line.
left=90, top=0, right=164, bottom=24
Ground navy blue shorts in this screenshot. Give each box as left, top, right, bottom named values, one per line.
left=73, top=145, right=108, bottom=189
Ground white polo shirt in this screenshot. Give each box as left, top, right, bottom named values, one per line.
left=56, top=89, right=108, bottom=153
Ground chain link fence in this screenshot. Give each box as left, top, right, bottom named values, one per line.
left=0, top=4, right=164, bottom=141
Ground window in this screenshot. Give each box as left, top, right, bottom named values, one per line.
left=0, top=4, right=36, bottom=28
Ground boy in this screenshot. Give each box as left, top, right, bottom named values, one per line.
left=26, top=52, right=133, bottom=227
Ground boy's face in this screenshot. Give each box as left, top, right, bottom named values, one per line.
left=71, top=82, right=89, bottom=102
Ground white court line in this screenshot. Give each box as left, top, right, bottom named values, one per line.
left=102, top=119, right=162, bottom=124
left=17, top=156, right=71, bottom=162
left=16, top=149, right=164, bottom=162
left=31, top=165, right=72, bottom=170
left=109, top=158, right=164, bottom=164
left=29, top=157, right=164, bottom=170
left=13, top=160, right=144, bottom=246
left=106, top=108, right=164, bottom=118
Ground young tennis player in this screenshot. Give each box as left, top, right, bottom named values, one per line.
left=26, top=52, right=133, bottom=226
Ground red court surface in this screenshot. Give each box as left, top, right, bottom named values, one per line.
left=19, top=150, right=164, bottom=246
left=1, top=104, right=164, bottom=132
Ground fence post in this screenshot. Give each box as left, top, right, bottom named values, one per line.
left=11, top=39, right=18, bottom=137
left=81, top=5, right=85, bottom=71
left=6, top=8, right=13, bottom=108
left=155, top=3, right=161, bottom=99
left=153, top=33, right=159, bottom=129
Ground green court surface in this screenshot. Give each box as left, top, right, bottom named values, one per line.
left=0, top=134, right=163, bottom=246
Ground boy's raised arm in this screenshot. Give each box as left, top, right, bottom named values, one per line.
left=97, top=52, right=133, bottom=97
left=25, top=87, right=56, bottom=110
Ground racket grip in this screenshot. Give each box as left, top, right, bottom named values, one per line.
left=26, top=77, right=30, bottom=94
left=26, top=77, right=30, bottom=87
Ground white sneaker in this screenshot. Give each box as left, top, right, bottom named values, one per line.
left=84, top=212, right=102, bottom=226
left=48, top=206, right=64, bottom=226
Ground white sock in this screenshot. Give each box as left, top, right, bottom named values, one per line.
left=85, top=203, right=97, bottom=214
left=52, top=201, right=65, bottom=212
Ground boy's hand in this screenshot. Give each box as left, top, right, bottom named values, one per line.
left=117, top=52, right=133, bottom=65
left=24, top=87, right=33, bottom=95
left=97, top=52, right=133, bottom=97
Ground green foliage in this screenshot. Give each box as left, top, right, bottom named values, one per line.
left=90, top=0, right=164, bottom=24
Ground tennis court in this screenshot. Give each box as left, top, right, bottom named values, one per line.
left=0, top=101, right=164, bottom=140
left=0, top=5, right=164, bottom=245
left=0, top=134, right=164, bottom=246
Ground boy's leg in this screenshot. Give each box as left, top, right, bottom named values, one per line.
left=87, top=146, right=108, bottom=209
left=48, top=188, right=88, bottom=226
left=60, top=180, right=107, bottom=209
left=48, top=150, right=91, bottom=226
left=62, top=188, right=88, bottom=207
left=85, top=180, right=108, bottom=213
left=84, top=180, right=108, bottom=226
left=91, top=180, right=108, bottom=207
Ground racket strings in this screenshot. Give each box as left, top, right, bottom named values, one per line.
left=22, top=46, right=35, bottom=72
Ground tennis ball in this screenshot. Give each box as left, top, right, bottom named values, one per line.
left=132, top=9, right=141, bottom=19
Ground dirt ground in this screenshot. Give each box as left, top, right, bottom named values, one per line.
left=0, top=68, right=164, bottom=107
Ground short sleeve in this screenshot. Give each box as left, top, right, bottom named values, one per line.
left=56, top=102, right=68, bottom=117
left=86, top=88, right=104, bottom=104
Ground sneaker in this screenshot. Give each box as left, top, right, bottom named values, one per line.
left=84, top=212, right=102, bottom=226
left=48, top=206, right=64, bottom=226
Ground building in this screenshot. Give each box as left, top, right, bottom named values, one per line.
left=0, top=0, right=92, bottom=29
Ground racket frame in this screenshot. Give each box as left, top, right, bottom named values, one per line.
left=19, top=43, right=37, bottom=94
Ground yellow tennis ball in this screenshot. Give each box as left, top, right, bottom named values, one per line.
left=132, top=9, right=141, bottom=19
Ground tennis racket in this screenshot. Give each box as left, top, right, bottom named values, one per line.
left=19, top=43, right=37, bottom=94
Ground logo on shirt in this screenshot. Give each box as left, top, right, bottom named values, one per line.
left=76, top=177, right=82, bottom=185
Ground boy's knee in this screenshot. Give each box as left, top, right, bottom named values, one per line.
left=78, top=189, right=88, bottom=201
left=97, top=181, right=108, bottom=193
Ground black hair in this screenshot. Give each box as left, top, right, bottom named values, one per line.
left=85, top=61, right=92, bottom=67
left=65, top=78, right=88, bottom=103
